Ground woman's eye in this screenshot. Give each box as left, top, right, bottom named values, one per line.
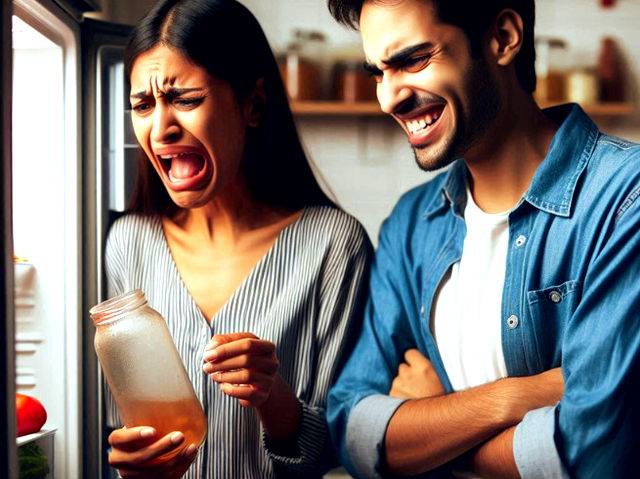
left=404, top=55, right=431, bottom=73
left=132, top=103, right=152, bottom=113
left=175, top=97, right=204, bottom=108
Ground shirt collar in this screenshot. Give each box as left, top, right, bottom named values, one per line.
left=425, top=103, right=598, bottom=219
left=523, top=103, right=598, bottom=217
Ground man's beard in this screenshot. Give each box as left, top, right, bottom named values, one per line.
left=413, top=58, right=502, bottom=172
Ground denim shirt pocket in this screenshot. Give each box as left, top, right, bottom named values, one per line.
left=526, top=280, right=582, bottom=371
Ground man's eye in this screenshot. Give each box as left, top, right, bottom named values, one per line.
left=403, top=55, right=431, bottom=73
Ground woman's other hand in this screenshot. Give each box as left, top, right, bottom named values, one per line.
left=108, top=426, right=198, bottom=478
left=389, top=349, right=446, bottom=399
left=202, top=332, right=279, bottom=408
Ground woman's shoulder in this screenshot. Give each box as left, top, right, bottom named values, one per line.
left=298, top=206, right=372, bottom=250
left=107, top=213, right=162, bottom=246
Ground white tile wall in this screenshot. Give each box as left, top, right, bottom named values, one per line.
left=240, top=0, right=640, bottom=243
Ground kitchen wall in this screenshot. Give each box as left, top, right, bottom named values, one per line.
left=93, top=0, right=640, bottom=243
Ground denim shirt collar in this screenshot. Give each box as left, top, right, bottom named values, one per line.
left=425, top=103, right=599, bottom=219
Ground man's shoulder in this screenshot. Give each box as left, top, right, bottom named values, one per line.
left=587, top=132, right=640, bottom=193
left=387, top=170, right=450, bottom=223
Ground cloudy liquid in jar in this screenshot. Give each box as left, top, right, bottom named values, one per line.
left=120, top=397, right=207, bottom=460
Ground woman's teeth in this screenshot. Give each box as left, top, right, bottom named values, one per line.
left=407, top=112, right=441, bottom=134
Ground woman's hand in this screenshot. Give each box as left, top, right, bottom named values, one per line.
left=389, top=349, right=446, bottom=399
left=108, top=426, right=198, bottom=478
left=202, top=332, right=279, bottom=407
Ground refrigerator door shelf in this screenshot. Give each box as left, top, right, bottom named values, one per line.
left=14, top=262, right=36, bottom=308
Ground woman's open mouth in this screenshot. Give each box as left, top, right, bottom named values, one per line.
left=154, top=146, right=213, bottom=192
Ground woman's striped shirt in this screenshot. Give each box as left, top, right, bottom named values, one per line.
left=104, top=206, right=372, bottom=478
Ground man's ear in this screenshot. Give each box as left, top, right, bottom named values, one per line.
left=487, top=8, right=524, bottom=67
left=245, top=77, right=266, bottom=127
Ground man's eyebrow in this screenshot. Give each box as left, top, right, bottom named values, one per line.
left=129, top=87, right=205, bottom=99
left=382, top=42, right=434, bottom=66
left=363, top=61, right=382, bottom=76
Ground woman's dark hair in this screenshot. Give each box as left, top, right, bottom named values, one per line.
left=126, top=0, right=334, bottom=215
left=327, top=0, right=536, bottom=94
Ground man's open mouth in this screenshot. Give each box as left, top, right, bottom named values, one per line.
left=402, top=104, right=446, bottom=147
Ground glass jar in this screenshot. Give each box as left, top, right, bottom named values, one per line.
left=534, top=37, right=568, bottom=103
left=90, top=290, right=207, bottom=457
left=333, top=59, right=377, bottom=103
left=278, top=29, right=326, bottom=100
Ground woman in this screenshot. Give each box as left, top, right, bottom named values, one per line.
left=103, top=0, right=372, bottom=477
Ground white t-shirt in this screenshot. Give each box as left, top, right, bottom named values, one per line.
left=431, top=188, right=510, bottom=391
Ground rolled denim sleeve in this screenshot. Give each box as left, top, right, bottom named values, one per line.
left=346, top=395, right=407, bottom=478
left=513, top=407, right=568, bottom=479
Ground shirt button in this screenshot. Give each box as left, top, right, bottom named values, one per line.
left=420, top=306, right=425, bottom=316
left=549, top=291, right=562, bottom=303
left=515, top=235, right=527, bottom=247
left=507, top=315, right=519, bottom=329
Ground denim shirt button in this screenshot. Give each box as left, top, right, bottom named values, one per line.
left=420, top=306, right=425, bottom=316
left=549, top=291, right=562, bottom=303
left=507, top=315, right=519, bottom=329
left=515, top=235, right=527, bottom=247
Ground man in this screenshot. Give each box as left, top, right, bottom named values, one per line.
left=326, top=0, right=640, bottom=477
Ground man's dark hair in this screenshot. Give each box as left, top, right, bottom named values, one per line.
left=327, top=0, right=536, bottom=94
left=125, top=0, right=333, bottom=216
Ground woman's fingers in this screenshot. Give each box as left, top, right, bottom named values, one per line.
left=218, top=382, right=270, bottom=407
left=203, top=337, right=275, bottom=362
left=115, top=443, right=198, bottom=479
left=203, top=353, right=278, bottom=375
left=109, top=430, right=186, bottom=469
left=108, top=426, right=158, bottom=451
left=204, top=332, right=258, bottom=351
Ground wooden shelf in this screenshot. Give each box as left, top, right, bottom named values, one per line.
left=291, top=101, right=382, bottom=116
left=291, top=100, right=634, bottom=117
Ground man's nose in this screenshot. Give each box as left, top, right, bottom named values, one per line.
left=150, top=104, right=180, bottom=143
left=377, top=74, right=413, bottom=115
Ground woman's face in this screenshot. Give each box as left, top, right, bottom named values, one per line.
left=129, top=45, right=253, bottom=209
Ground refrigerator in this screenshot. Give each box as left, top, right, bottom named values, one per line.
left=1, top=0, right=134, bottom=477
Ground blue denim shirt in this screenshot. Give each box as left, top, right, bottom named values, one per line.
left=327, top=104, right=640, bottom=478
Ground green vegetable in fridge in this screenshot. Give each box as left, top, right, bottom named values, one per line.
left=18, top=442, right=49, bottom=479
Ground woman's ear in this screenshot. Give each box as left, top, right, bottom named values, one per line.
left=245, top=77, right=266, bottom=127
left=487, top=8, right=524, bottom=67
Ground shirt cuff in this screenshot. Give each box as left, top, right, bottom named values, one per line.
left=345, top=394, right=407, bottom=479
left=263, top=402, right=331, bottom=472
left=513, top=406, right=568, bottom=479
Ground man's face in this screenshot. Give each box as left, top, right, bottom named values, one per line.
left=360, top=0, right=501, bottom=171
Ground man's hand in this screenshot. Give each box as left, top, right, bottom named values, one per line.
left=108, top=427, right=197, bottom=478
left=390, top=349, right=445, bottom=399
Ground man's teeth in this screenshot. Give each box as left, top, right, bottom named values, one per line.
left=407, top=112, right=441, bottom=134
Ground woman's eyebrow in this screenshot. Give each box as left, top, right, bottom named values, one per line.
left=130, top=87, right=205, bottom=100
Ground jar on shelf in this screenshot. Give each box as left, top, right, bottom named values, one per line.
left=597, top=37, right=625, bottom=102
left=278, top=29, right=326, bottom=101
left=90, top=290, right=207, bottom=459
left=534, top=37, right=568, bottom=103
left=332, top=58, right=377, bottom=103
left=566, top=67, right=599, bottom=105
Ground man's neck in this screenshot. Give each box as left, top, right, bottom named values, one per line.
left=464, top=94, right=559, bottom=213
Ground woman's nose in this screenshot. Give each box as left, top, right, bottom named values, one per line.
left=150, top=105, right=181, bottom=143
left=377, top=74, right=413, bottom=115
